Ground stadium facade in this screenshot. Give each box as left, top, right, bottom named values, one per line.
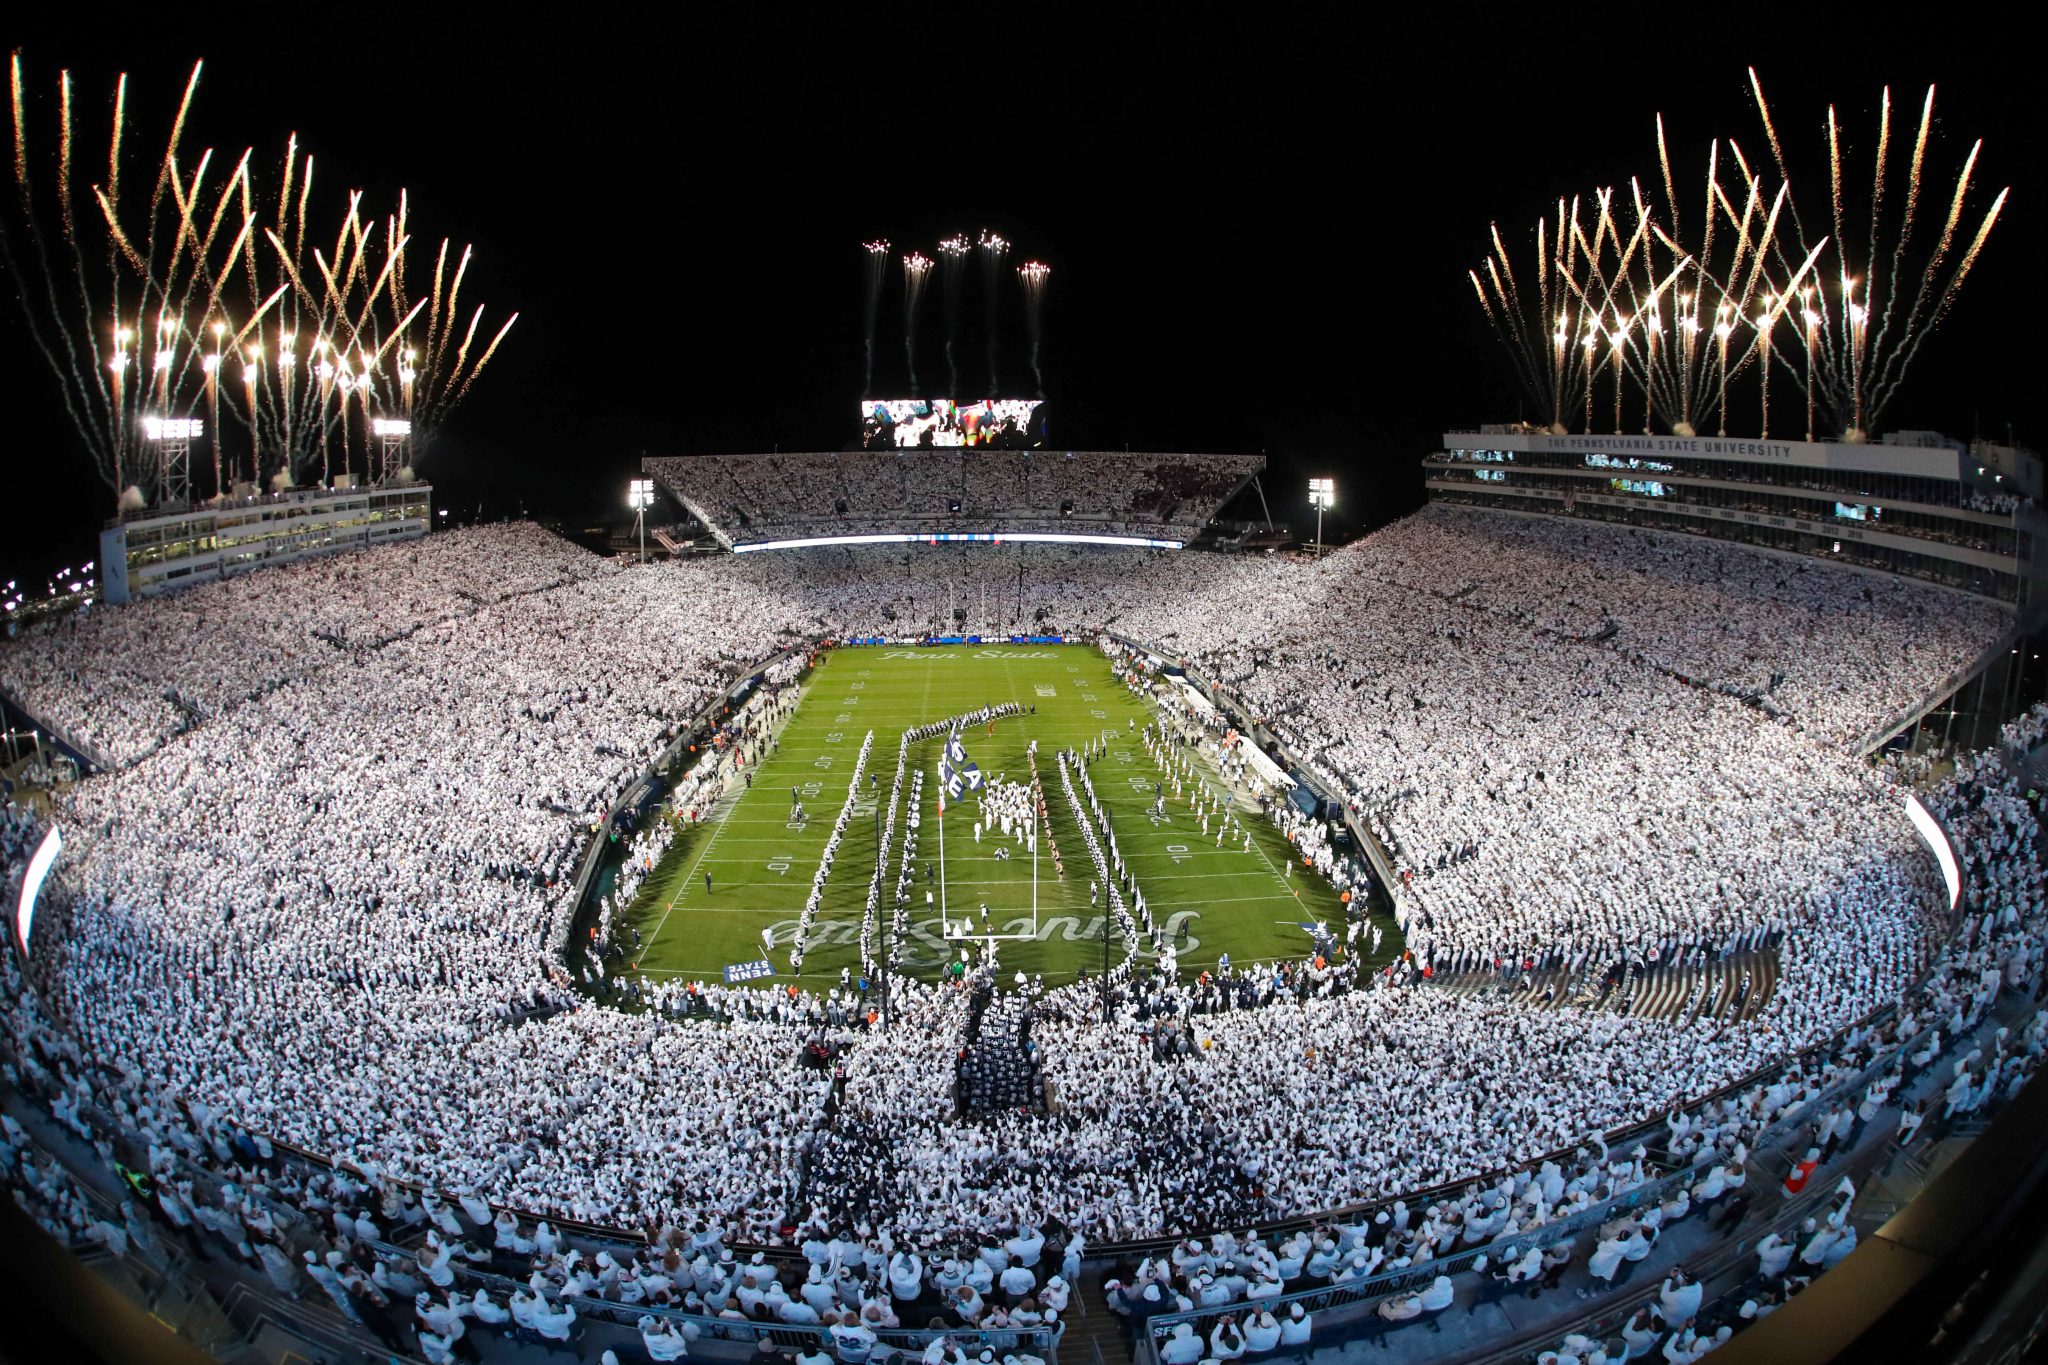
left=96, top=481, right=433, bottom=603
left=1425, top=428, right=2043, bottom=604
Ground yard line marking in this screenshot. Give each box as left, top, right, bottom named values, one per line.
left=632, top=644, right=1359, bottom=985
left=646, top=790, right=737, bottom=950
left=644, top=673, right=812, bottom=952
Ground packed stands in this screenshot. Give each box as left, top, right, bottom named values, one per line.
left=642, top=451, right=1264, bottom=546
left=3, top=511, right=2043, bottom=1365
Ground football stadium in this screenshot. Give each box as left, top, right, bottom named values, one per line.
left=3, top=24, right=2047, bottom=1365
left=608, top=642, right=1376, bottom=994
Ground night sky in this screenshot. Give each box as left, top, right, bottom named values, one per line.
left=4, top=4, right=2042, bottom=587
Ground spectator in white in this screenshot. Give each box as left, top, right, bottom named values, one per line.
left=1654, top=1271, right=1703, bottom=1329
left=1210, top=1314, right=1248, bottom=1360
left=641, top=1314, right=694, bottom=1361
left=1161, top=1323, right=1205, bottom=1364
left=999, top=1259, right=1036, bottom=1303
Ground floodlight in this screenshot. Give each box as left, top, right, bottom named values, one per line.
left=143, top=416, right=204, bottom=441
left=628, top=479, right=657, bottom=563
left=1308, top=478, right=1336, bottom=559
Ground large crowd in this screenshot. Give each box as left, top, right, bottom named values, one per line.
left=641, top=452, right=1263, bottom=545
left=0, top=523, right=619, bottom=767
left=0, top=501, right=2034, bottom=1307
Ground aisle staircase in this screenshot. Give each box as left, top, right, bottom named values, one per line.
left=1431, top=947, right=1780, bottom=1026
left=1068, top=1270, right=1129, bottom=1365
left=955, top=983, right=1046, bottom=1115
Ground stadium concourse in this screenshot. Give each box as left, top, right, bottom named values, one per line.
left=4, top=507, right=2048, bottom=1365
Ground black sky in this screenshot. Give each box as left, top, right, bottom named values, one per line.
left=4, top=3, right=2043, bottom=585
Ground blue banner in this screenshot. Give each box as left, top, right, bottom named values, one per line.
left=939, top=726, right=986, bottom=799
left=722, top=958, right=775, bottom=984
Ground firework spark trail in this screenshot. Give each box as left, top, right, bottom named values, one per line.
left=1819, top=105, right=1850, bottom=409
left=860, top=239, right=889, bottom=396
left=57, top=71, right=74, bottom=240
left=1867, top=86, right=1931, bottom=379
left=1872, top=168, right=2005, bottom=414
left=978, top=229, right=1007, bottom=394
left=8, top=55, right=24, bottom=187
left=293, top=152, right=313, bottom=260
left=1656, top=114, right=1681, bottom=244
left=1753, top=72, right=2006, bottom=437
left=901, top=251, right=931, bottom=393
left=1486, top=221, right=1538, bottom=389
left=1475, top=252, right=1544, bottom=424
left=1534, top=215, right=1553, bottom=412
left=1475, top=218, right=1563, bottom=429
left=938, top=234, right=969, bottom=397
left=1017, top=260, right=1049, bottom=395
left=3, top=55, right=517, bottom=500
left=1473, top=72, right=2005, bottom=442
left=1748, top=67, right=1810, bottom=256
left=450, top=311, right=518, bottom=407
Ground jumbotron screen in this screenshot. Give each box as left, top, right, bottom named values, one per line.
left=861, top=398, right=1045, bottom=449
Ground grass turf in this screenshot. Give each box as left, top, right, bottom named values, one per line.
left=619, top=644, right=1397, bottom=990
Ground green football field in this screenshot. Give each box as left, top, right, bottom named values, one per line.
left=618, top=644, right=1398, bottom=990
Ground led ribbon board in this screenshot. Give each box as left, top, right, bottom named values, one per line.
left=1904, top=793, right=1962, bottom=912
left=16, top=826, right=61, bottom=955
left=731, top=531, right=1183, bottom=553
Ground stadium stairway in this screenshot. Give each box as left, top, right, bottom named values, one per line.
left=1068, top=1269, right=1130, bottom=1364
left=1429, top=947, right=1780, bottom=1026
left=955, top=982, right=1047, bottom=1115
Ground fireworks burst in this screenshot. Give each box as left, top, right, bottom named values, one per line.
left=901, top=251, right=931, bottom=393
left=1017, top=260, right=1050, bottom=396
left=937, top=234, right=969, bottom=398
left=860, top=239, right=889, bottom=396
left=1471, top=72, right=2007, bottom=442
left=978, top=229, right=1008, bottom=395
left=1, top=54, right=516, bottom=507
left=1745, top=69, right=2007, bottom=440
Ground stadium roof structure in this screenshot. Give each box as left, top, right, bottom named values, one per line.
left=642, top=450, right=1264, bottom=551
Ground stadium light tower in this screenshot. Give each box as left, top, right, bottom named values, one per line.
left=1308, top=478, right=1336, bottom=559
left=628, top=478, right=656, bottom=563
left=372, top=417, right=412, bottom=485
left=142, top=416, right=203, bottom=507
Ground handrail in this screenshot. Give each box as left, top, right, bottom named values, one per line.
left=1144, top=1011, right=1927, bottom=1342
left=1854, top=625, right=2021, bottom=757
left=391, top=1248, right=1059, bottom=1355
left=0, top=683, right=115, bottom=775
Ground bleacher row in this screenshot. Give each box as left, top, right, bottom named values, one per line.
left=643, top=451, right=1265, bottom=545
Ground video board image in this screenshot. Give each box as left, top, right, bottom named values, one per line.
left=860, top=398, right=1045, bottom=449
